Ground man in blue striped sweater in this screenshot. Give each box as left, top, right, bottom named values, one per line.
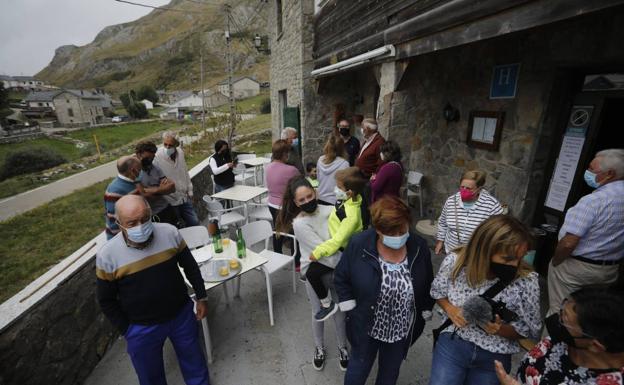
left=97, top=195, right=210, bottom=385
left=104, top=156, right=142, bottom=240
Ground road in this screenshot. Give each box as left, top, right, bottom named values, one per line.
left=0, top=161, right=117, bottom=222
left=0, top=131, right=208, bottom=222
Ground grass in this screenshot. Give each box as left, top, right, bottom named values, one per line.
left=236, top=114, right=271, bottom=135
left=0, top=120, right=181, bottom=199
left=0, top=179, right=111, bottom=303
left=216, top=93, right=270, bottom=114
left=0, top=137, right=86, bottom=169
left=66, top=120, right=178, bottom=152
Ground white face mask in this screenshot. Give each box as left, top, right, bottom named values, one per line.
left=380, top=152, right=385, bottom=161
left=334, top=186, right=349, bottom=201
left=165, top=147, right=176, bottom=156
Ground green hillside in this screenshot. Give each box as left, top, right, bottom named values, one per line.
left=36, top=0, right=269, bottom=95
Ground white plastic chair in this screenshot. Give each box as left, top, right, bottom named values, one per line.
left=406, top=171, right=424, bottom=218
left=179, top=226, right=210, bottom=250
left=234, top=153, right=256, bottom=186
left=240, top=220, right=297, bottom=326
left=247, top=202, right=272, bottom=223
left=202, top=196, right=246, bottom=229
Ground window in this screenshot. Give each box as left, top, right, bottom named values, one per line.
left=66, top=99, right=70, bottom=103
left=68, top=108, right=74, bottom=117
left=276, top=0, right=283, bottom=37
left=38, top=103, right=43, bottom=107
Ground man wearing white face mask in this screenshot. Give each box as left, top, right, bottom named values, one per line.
left=96, top=195, right=211, bottom=385
left=154, top=131, right=199, bottom=227
left=334, top=195, right=434, bottom=385
left=547, top=148, right=624, bottom=316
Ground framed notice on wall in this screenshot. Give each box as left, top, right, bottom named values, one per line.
left=467, top=111, right=505, bottom=151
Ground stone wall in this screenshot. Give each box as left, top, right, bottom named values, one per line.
left=295, top=8, right=624, bottom=222
left=0, top=158, right=213, bottom=385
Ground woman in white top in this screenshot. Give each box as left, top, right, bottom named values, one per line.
left=316, top=133, right=349, bottom=205
left=435, top=170, right=503, bottom=255
left=276, top=175, right=349, bottom=372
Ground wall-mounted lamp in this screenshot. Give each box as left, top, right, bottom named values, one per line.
left=254, top=34, right=271, bottom=54
left=443, top=102, right=460, bottom=122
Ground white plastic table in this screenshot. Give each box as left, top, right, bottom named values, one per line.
left=187, top=241, right=268, bottom=364
left=211, top=185, right=267, bottom=221
left=239, top=157, right=270, bottom=185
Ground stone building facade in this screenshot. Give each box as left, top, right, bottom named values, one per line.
left=269, top=0, right=624, bottom=228
left=53, top=91, right=104, bottom=126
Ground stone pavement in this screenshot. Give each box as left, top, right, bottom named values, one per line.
left=83, top=245, right=533, bottom=385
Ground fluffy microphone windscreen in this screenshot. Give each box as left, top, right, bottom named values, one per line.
left=462, top=296, right=493, bottom=326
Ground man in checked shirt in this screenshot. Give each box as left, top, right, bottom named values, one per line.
left=547, top=149, right=624, bottom=316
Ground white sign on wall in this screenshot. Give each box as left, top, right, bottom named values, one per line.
left=544, top=134, right=586, bottom=211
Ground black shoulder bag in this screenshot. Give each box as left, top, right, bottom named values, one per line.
left=432, top=279, right=509, bottom=348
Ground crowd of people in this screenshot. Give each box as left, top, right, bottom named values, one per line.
left=95, top=118, right=624, bottom=385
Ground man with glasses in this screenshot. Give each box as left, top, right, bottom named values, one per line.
left=495, top=287, right=624, bottom=385
left=548, top=149, right=624, bottom=315
left=337, top=118, right=360, bottom=166
left=96, top=194, right=210, bottom=385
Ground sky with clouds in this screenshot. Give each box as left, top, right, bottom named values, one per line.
left=0, top=0, right=169, bottom=76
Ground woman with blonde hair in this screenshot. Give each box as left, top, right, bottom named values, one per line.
left=429, top=215, right=541, bottom=385
left=435, top=170, right=503, bottom=255
left=317, top=133, right=350, bottom=205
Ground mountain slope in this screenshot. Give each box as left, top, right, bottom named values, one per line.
left=36, top=0, right=269, bottom=95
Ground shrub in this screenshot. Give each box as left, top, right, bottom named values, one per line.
left=259, top=97, right=271, bottom=114
left=0, top=147, right=67, bottom=180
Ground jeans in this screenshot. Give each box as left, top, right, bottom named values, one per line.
left=154, top=205, right=179, bottom=227
left=214, top=183, right=232, bottom=193
left=174, top=201, right=200, bottom=227
left=125, top=301, right=210, bottom=385
left=344, top=336, right=406, bottom=385
left=428, top=332, right=511, bottom=385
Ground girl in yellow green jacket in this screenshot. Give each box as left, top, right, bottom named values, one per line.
left=306, top=167, right=368, bottom=322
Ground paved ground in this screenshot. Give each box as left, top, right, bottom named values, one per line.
left=83, top=241, right=531, bottom=385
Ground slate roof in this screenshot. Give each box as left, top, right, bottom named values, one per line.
left=217, top=76, right=259, bottom=85
left=24, top=90, right=63, bottom=102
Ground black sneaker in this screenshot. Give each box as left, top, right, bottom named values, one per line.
left=315, top=302, right=338, bottom=322
left=313, top=346, right=325, bottom=371
left=299, top=274, right=307, bottom=282
left=338, top=347, right=349, bottom=371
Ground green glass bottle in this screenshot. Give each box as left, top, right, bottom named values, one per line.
left=236, top=227, right=246, bottom=258
left=212, top=229, right=223, bottom=254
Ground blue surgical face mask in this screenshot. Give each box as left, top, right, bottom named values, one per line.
left=165, top=147, right=176, bottom=156
left=292, top=138, right=299, bottom=147
left=584, top=169, right=600, bottom=189
left=125, top=220, right=154, bottom=243
left=382, top=232, right=410, bottom=249
left=334, top=186, right=348, bottom=201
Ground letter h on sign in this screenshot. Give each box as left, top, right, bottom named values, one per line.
left=490, top=63, right=520, bottom=99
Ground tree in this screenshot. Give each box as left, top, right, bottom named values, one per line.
left=0, top=83, right=11, bottom=123
left=137, top=85, right=159, bottom=104
left=119, top=90, right=148, bottom=119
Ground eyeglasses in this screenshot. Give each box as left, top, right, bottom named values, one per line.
left=558, top=299, right=597, bottom=339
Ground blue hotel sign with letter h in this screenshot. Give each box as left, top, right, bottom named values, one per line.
left=490, top=63, right=520, bottom=99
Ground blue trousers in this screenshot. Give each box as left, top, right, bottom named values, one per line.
left=174, top=201, right=200, bottom=227
left=344, top=336, right=406, bottom=385
left=125, top=301, right=210, bottom=385
left=428, top=332, right=511, bottom=385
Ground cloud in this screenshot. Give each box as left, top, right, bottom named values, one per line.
left=0, top=0, right=169, bottom=75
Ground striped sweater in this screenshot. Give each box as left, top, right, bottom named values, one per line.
left=104, top=175, right=138, bottom=239
left=436, top=189, right=503, bottom=253
left=96, top=223, right=207, bottom=334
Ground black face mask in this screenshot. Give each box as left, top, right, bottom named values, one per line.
left=299, top=199, right=318, bottom=214
left=141, top=157, right=153, bottom=169
left=545, top=313, right=577, bottom=347
left=490, top=261, right=518, bottom=282
left=339, top=128, right=350, bottom=137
